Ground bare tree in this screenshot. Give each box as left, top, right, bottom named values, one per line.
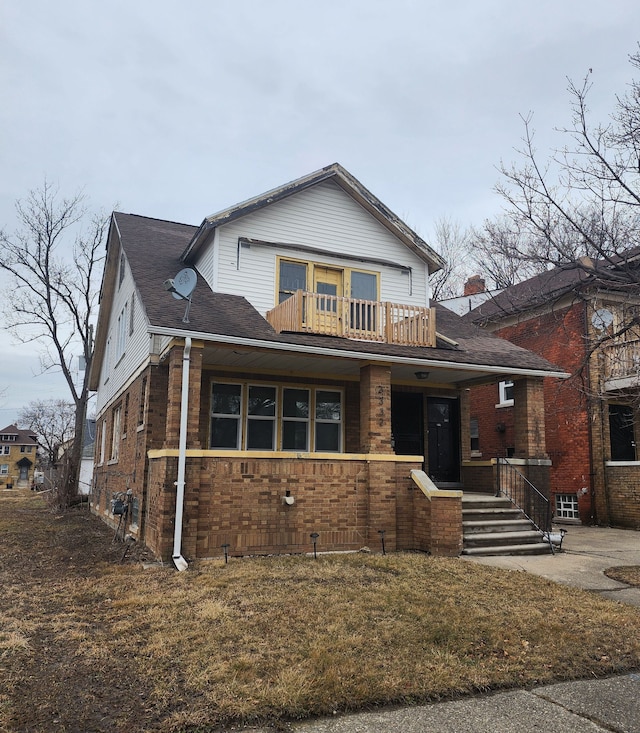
left=469, top=216, right=550, bottom=289
left=494, top=49, right=640, bottom=285
left=430, top=217, right=475, bottom=300
left=0, top=181, right=106, bottom=509
left=18, top=399, right=76, bottom=467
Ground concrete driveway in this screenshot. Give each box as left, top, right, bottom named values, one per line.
left=463, top=524, right=640, bottom=606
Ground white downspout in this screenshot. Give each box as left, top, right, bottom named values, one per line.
left=172, top=336, right=191, bottom=571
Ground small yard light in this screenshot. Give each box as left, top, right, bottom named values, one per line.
left=310, top=532, right=319, bottom=559
left=378, top=529, right=386, bottom=555
left=221, top=543, right=230, bottom=564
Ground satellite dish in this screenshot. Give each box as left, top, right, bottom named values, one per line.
left=171, top=268, right=197, bottom=300
left=591, top=308, right=613, bottom=331
left=163, top=268, right=198, bottom=323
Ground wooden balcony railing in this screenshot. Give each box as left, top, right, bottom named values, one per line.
left=603, top=338, right=640, bottom=382
left=266, top=290, right=436, bottom=347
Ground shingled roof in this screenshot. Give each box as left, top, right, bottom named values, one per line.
left=110, top=212, right=563, bottom=376
left=465, top=254, right=640, bottom=326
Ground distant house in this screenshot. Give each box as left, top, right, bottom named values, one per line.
left=464, top=256, right=640, bottom=529
left=88, top=163, right=566, bottom=563
left=0, top=425, right=38, bottom=489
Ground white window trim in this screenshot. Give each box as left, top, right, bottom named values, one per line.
left=110, top=406, right=121, bottom=462
left=496, top=380, right=514, bottom=408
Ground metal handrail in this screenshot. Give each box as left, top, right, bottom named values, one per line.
left=496, top=457, right=554, bottom=552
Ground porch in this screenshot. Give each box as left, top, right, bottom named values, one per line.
left=139, top=341, right=552, bottom=562
left=266, top=290, right=437, bottom=347
left=603, top=338, right=640, bottom=389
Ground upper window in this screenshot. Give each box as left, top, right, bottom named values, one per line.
left=498, top=380, right=514, bottom=407
left=277, top=258, right=379, bottom=306
left=116, top=303, right=128, bottom=362
left=118, top=251, right=126, bottom=288
left=279, top=261, right=308, bottom=304
left=2, top=446, right=9, bottom=455
left=129, top=294, right=136, bottom=336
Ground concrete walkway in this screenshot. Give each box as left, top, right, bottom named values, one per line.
left=249, top=525, right=640, bottom=733
left=464, top=524, right=640, bottom=607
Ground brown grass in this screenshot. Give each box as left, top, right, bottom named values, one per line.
left=605, top=565, right=640, bottom=587
left=2, top=488, right=640, bottom=732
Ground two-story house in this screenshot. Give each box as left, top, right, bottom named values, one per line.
left=88, top=164, right=566, bottom=565
left=0, top=424, right=38, bottom=488
left=464, top=256, right=640, bottom=529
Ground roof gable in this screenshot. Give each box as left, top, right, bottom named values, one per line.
left=181, top=163, right=445, bottom=273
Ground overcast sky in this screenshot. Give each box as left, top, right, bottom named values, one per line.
left=1, top=0, right=639, bottom=426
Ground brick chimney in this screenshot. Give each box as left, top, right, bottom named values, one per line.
left=464, top=275, right=486, bottom=296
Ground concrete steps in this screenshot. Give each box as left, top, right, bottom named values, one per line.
left=461, top=493, right=552, bottom=557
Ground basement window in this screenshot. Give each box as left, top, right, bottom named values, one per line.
left=555, top=493, right=579, bottom=520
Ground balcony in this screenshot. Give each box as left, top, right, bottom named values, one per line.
left=603, top=337, right=640, bottom=389
left=266, top=290, right=436, bottom=347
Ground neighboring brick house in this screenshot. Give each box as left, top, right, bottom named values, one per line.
left=88, top=163, right=565, bottom=565
left=464, top=257, right=640, bottom=529
left=0, top=424, right=38, bottom=488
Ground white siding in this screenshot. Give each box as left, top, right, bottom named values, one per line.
left=94, top=253, right=153, bottom=415
left=193, top=180, right=430, bottom=315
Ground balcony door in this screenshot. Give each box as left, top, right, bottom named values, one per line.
left=349, top=270, right=378, bottom=335
left=312, top=267, right=343, bottom=334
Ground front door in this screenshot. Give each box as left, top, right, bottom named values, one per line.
left=427, top=397, right=460, bottom=483
left=312, top=267, right=343, bottom=335
left=392, top=391, right=424, bottom=458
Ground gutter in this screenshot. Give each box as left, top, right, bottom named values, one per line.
left=149, top=326, right=570, bottom=381
left=172, top=336, right=191, bottom=571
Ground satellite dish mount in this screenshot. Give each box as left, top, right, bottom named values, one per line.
left=163, top=268, right=197, bottom=324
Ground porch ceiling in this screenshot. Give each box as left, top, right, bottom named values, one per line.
left=202, top=342, right=513, bottom=387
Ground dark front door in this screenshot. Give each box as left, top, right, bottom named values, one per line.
left=427, top=397, right=460, bottom=483
left=391, top=392, right=424, bottom=458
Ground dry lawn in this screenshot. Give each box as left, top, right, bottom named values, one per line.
left=605, top=565, right=640, bottom=587
left=2, top=489, right=640, bottom=733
